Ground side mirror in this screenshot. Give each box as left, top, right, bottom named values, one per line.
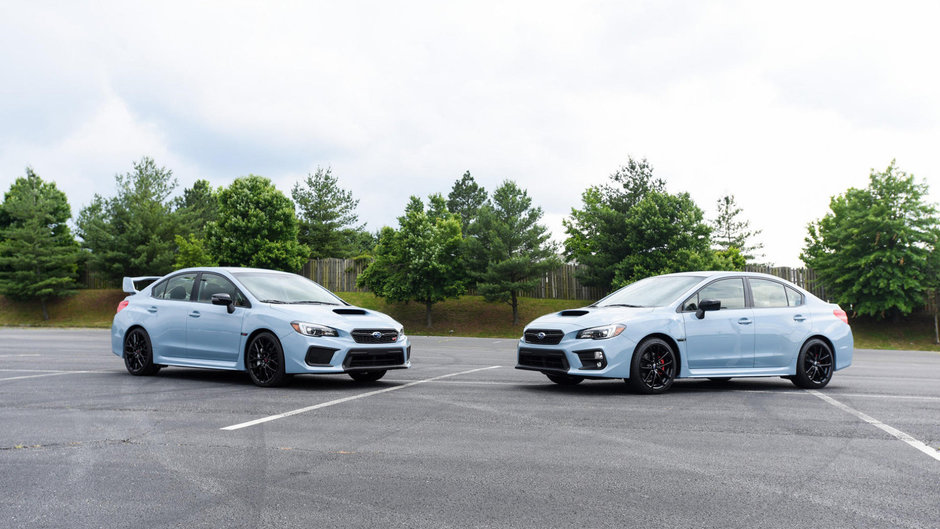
left=696, top=299, right=721, bottom=319
left=211, top=293, right=236, bottom=314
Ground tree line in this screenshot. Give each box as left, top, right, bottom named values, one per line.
left=0, top=156, right=936, bottom=324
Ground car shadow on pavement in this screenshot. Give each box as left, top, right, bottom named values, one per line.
left=519, top=377, right=805, bottom=396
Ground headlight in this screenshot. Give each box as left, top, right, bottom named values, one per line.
left=577, top=324, right=625, bottom=340
left=291, top=321, right=338, bottom=337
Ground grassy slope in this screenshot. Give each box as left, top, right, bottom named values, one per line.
left=2, top=290, right=939, bottom=351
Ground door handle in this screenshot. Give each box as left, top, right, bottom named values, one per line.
left=793, top=315, right=807, bottom=322
left=737, top=318, right=752, bottom=325
left=189, top=311, right=200, bottom=318
left=147, top=306, right=158, bottom=313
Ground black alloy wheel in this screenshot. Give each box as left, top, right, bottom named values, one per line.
left=348, top=370, right=387, bottom=383
left=628, top=338, right=677, bottom=394
left=546, top=373, right=584, bottom=385
left=791, top=338, right=834, bottom=389
left=246, top=332, right=288, bottom=387
left=123, top=328, right=161, bottom=376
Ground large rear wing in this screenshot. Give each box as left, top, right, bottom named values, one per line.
left=122, top=276, right=162, bottom=294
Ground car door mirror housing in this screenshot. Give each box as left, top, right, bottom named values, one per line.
left=696, top=299, right=721, bottom=319
left=211, top=293, right=236, bottom=314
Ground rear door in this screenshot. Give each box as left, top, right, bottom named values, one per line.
left=147, top=272, right=197, bottom=360
left=749, top=278, right=810, bottom=368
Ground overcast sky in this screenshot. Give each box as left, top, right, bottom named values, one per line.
left=2, top=1, right=938, bottom=266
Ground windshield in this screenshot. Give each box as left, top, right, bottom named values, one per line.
left=594, top=275, right=705, bottom=308
left=231, top=271, right=346, bottom=305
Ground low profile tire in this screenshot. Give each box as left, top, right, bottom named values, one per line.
left=246, top=332, right=289, bottom=387
left=546, top=373, right=584, bottom=385
left=627, top=338, right=677, bottom=394
left=791, top=338, right=834, bottom=389
left=123, top=328, right=161, bottom=376
left=348, top=370, right=387, bottom=383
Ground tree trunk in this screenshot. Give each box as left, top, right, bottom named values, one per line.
left=40, top=298, right=49, bottom=321
left=426, top=300, right=433, bottom=328
left=511, top=291, right=519, bottom=326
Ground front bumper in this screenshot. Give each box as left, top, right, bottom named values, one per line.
left=280, top=332, right=412, bottom=374
left=515, top=336, right=636, bottom=379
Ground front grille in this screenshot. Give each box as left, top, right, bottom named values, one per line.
left=344, top=348, right=406, bottom=369
left=518, top=348, right=569, bottom=371
left=305, top=346, right=338, bottom=366
left=351, top=329, right=400, bottom=344
left=524, top=329, right=564, bottom=345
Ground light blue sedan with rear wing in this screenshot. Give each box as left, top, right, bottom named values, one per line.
left=112, top=267, right=410, bottom=387
left=516, top=271, right=852, bottom=394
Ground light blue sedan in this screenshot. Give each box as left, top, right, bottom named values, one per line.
left=112, top=267, right=410, bottom=387
left=517, top=272, right=852, bottom=393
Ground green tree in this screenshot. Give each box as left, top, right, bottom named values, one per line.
left=291, top=167, right=368, bottom=258
left=357, top=195, right=465, bottom=327
left=711, top=194, right=763, bottom=262
left=564, top=157, right=717, bottom=289
left=0, top=168, right=81, bottom=320
left=612, top=190, right=714, bottom=285
left=174, top=179, right=219, bottom=239
left=802, top=161, right=940, bottom=319
left=206, top=175, right=309, bottom=271
left=174, top=234, right=218, bottom=269
left=76, top=157, right=179, bottom=281
left=446, top=171, right=488, bottom=231
left=473, top=181, right=560, bottom=325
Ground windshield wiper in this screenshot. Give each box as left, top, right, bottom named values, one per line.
left=603, top=303, right=645, bottom=308
left=259, top=299, right=288, bottom=304
left=290, top=300, right=339, bottom=305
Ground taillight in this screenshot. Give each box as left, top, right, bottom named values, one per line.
left=833, top=309, right=848, bottom=325
left=116, top=300, right=129, bottom=314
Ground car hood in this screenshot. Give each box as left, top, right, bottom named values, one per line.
left=524, top=306, right=657, bottom=332
left=263, top=304, right=403, bottom=331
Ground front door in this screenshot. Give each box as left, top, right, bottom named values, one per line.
left=681, top=277, right=754, bottom=369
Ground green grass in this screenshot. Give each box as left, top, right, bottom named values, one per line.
left=3, top=290, right=939, bottom=352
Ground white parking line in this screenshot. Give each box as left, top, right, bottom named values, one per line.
left=809, top=390, right=940, bottom=462
left=0, top=371, right=100, bottom=382
left=221, top=365, right=502, bottom=431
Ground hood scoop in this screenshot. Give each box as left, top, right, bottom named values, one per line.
left=559, top=309, right=589, bottom=317
left=333, top=308, right=368, bottom=316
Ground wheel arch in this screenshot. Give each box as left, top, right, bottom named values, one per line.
left=803, top=334, right=836, bottom=363
left=121, top=324, right=148, bottom=357
left=241, top=327, right=281, bottom=370
left=635, top=333, right=682, bottom=372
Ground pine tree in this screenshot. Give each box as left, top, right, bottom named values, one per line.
left=0, top=168, right=81, bottom=320
left=711, top=194, right=764, bottom=262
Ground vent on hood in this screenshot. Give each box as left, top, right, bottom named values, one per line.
left=559, top=310, right=589, bottom=317
left=333, top=308, right=368, bottom=316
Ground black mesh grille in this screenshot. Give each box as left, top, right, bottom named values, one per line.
left=518, top=348, right=569, bottom=371
left=305, top=346, right=338, bottom=366
left=351, top=329, right=400, bottom=344
left=344, top=348, right=406, bottom=369
left=523, top=329, right=564, bottom=345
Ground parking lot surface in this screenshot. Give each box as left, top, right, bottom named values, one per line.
left=1, top=328, right=938, bottom=528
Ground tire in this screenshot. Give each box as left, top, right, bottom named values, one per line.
left=123, top=328, right=161, bottom=376
left=348, top=370, right=387, bottom=383
left=546, top=373, right=584, bottom=385
left=627, top=338, right=677, bottom=394
left=791, top=338, right=834, bottom=389
left=246, top=332, right=289, bottom=387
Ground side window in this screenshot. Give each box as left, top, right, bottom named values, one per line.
left=151, top=280, right=168, bottom=299
left=682, top=278, right=746, bottom=311
left=750, top=279, right=789, bottom=308
left=155, top=274, right=196, bottom=301
left=786, top=286, right=804, bottom=307
left=196, top=273, right=249, bottom=307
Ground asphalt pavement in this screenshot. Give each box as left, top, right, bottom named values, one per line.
left=0, top=328, right=937, bottom=528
